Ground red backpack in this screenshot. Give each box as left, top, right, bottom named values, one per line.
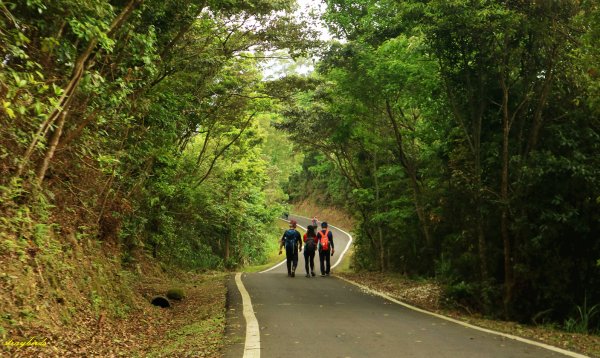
left=319, top=229, right=330, bottom=251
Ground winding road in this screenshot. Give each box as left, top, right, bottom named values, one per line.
left=224, top=215, right=587, bottom=358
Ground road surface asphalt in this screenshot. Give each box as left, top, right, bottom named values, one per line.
left=224, top=215, right=579, bottom=358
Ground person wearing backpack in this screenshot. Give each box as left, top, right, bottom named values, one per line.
left=279, top=220, right=302, bottom=277
left=303, top=225, right=318, bottom=277
left=317, top=221, right=335, bottom=277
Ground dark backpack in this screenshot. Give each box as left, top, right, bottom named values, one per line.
left=305, top=235, right=316, bottom=251
left=283, top=229, right=298, bottom=251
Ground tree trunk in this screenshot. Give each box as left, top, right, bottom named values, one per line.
left=476, top=217, right=488, bottom=283
left=408, top=173, right=432, bottom=248
left=35, top=110, right=67, bottom=185
left=16, top=0, right=143, bottom=180
left=385, top=100, right=433, bottom=249
left=525, top=49, right=556, bottom=157
left=443, top=72, right=489, bottom=286
left=471, top=72, right=490, bottom=294
left=159, top=1, right=207, bottom=60
left=57, top=108, right=100, bottom=149
left=373, top=151, right=385, bottom=272
left=225, top=235, right=230, bottom=263
left=225, top=190, right=232, bottom=263
left=500, top=76, right=514, bottom=317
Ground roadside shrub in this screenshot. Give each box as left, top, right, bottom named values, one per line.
left=443, top=281, right=479, bottom=312
left=564, top=298, right=600, bottom=334
left=166, top=288, right=185, bottom=301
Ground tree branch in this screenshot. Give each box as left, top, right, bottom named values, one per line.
left=194, top=111, right=257, bottom=187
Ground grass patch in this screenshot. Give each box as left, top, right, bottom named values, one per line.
left=333, top=245, right=354, bottom=273
left=136, top=272, right=227, bottom=358
left=146, top=314, right=225, bottom=358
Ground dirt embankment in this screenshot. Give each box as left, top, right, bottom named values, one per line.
left=292, top=199, right=355, bottom=231
left=1, top=239, right=227, bottom=358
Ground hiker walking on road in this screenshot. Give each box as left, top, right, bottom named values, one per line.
left=317, top=222, right=334, bottom=276
left=312, top=216, right=318, bottom=228
left=279, top=220, right=302, bottom=277
left=303, top=225, right=318, bottom=277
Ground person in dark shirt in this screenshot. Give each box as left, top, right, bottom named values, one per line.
left=317, top=221, right=335, bottom=276
left=279, top=220, right=302, bottom=277
left=303, top=225, right=318, bottom=277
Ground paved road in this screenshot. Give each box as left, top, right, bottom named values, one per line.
left=224, top=215, right=582, bottom=358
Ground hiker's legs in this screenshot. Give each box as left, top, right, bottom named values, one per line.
left=304, top=251, right=310, bottom=275
left=324, top=250, right=331, bottom=274
left=319, top=250, right=325, bottom=275
left=292, top=251, right=298, bottom=271
left=305, top=250, right=315, bottom=275
left=286, top=249, right=293, bottom=275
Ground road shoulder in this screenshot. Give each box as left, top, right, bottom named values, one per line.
left=338, top=272, right=598, bottom=358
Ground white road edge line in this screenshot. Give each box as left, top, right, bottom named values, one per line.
left=329, top=223, right=352, bottom=269
left=235, top=272, right=261, bottom=358
left=336, top=276, right=589, bottom=358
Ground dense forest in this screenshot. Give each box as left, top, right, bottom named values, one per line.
left=0, top=0, right=313, bottom=345
left=285, top=0, right=600, bottom=327
left=1, top=0, right=599, bottom=347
